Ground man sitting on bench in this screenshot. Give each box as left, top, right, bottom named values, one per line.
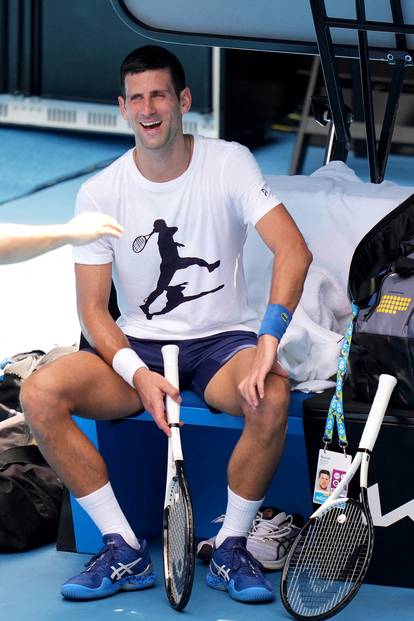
left=21, top=44, right=311, bottom=604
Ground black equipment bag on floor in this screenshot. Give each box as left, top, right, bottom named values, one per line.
left=0, top=444, right=63, bottom=550
left=348, top=192, right=414, bottom=408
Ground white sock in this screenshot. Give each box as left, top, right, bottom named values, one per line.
left=76, top=482, right=140, bottom=550
left=215, top=486, right=264, bottom=548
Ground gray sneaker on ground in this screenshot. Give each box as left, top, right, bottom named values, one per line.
left=196, top=506, right=304, bottom=570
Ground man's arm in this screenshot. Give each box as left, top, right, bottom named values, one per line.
left=0, top=213, right=123, bottom=265
left=238, top=203, right=312, bottom=408
left=76, top=263, right=180, bottom=435
left=76, top=262, right=130, bottom=362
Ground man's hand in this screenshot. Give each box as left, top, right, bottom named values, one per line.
left=67, top=212, right=124, bottom=245
left=133, top=367, right=181, bottom=436
left=238, top=334, right=288, bottom=409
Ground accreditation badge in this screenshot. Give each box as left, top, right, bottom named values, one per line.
left=313, top=449, right=352, bottom=505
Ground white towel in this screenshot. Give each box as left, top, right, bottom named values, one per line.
left=300, top=264, right=351, bottom=335
left=260, top=162, right=414, bottom=392
left=278, top=304, right=344, bottom=392
left=266, top=161, right=414, bottom=291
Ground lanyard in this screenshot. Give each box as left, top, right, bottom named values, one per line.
left=323, top=302, right=359, bottom=449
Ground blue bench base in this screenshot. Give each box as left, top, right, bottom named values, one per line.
left=71, top=391, right=313, bottom=553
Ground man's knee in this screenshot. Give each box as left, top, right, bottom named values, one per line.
left=244, top=378, right=290, bottom=439
left=20, top=368, right=69, bottom=433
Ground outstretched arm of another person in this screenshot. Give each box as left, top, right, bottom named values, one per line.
left=238, top=203, right=313, bottom=409
left=0, top=212, right=123, bottom=264
left=76, top=262, right=180, bottom=435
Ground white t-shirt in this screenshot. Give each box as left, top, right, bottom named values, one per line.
left=73, top=134, right=280, bottom=340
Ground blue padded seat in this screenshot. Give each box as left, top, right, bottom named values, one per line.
left=71, top=390, right=312, bottom=553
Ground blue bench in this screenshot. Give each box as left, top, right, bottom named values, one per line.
left=71, top=390, right=313, bottom=553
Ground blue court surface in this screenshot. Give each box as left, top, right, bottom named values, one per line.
left=1, top=126, right=413, bottom=620
left=1, top=539, right=413, bottom=621
left=0, top=126, right=133, bottom=206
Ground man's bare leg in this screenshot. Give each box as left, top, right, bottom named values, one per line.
left=21, top=351, right=156, bottom=600
left=204, top=347, right=290, bottom=501
left=203, top=347, right=288, bottom=602
left=20, top=351, right=143, bottom=497
left=204, top=346, right=289, bottom=543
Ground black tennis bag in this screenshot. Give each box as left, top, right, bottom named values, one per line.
left=0, top=409, right=64, bottom=552
left=0, top=443, right=63, bottom=550
left=348, top=192, right=414, bottom=409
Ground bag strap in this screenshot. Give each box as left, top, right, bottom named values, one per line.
left=0, top=445, right=47, bottom=469
left=323, top=302, right=359, bottom=449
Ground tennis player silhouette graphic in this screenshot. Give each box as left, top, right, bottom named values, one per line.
left=134, top=219, right=222, bottom=319
left=151, top=282, right=225, bottom=317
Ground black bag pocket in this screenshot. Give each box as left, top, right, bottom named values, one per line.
left=350, top=332, right=414, bottom=409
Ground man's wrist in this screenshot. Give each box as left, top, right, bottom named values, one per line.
left=112, top=348, right=148, bottom=388
left=258, top=303, right=292, bottom=341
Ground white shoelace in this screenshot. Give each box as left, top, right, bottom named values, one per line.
left=248, top=512, right=295, bottom=542
left=210, top=510, right=297, bottom=543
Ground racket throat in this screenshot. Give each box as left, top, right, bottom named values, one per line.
left=358, top=449, right=371, bottom=491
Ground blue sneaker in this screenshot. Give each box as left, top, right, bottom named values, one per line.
left=206, top=536, right=275, bottom=603
left=61, top=534, right=156, bottom=600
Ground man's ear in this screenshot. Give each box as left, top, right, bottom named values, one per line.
left=118, top=96, right=128, bottom=120
left=180, top=87, right=192, bottom=114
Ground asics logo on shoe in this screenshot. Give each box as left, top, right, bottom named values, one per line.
left=210, top=558, right=231, bottom=582
left=110, top=558, right=143, bottom=581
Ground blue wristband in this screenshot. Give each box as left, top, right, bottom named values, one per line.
left=258, top=304, right=292, bottom=340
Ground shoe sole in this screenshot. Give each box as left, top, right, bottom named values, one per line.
left=206, top=572, right=275, bottom=603
left=61, top=571, right=156, bottom=601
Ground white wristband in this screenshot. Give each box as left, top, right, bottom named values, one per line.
left=112, top=348, right=148, bottom=388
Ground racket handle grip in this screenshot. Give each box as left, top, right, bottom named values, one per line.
left=162, top=344, right=180, bottom=425
left=358, top=374, right=397, bottom=451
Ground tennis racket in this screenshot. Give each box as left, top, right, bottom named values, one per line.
left=280, top=373, right=397, bottom=620
left=132, top=232, right=153, bottom=253
left=161, top=344, right=195, bottom=611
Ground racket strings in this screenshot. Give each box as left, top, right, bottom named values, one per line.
left=291, top=507, right=365, bottom=608
left=132, top=235, right=149, bottom=253
left=285, top=502, right=370, bottom=617
left=166, top=479, right=191, bottom=603
left=288, top=505, right=368, bottom=614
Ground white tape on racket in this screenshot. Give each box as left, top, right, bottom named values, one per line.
left=162, top=344, right=183, bottom=460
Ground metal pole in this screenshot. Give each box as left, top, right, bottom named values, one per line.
left=309, top=0, right=351, bottom=162
left=289, top=55, right=320, bottom=175
left=355, top=0, right=379, bottom=182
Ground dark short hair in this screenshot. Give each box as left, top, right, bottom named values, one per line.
left=319, top=469, right=330, bottom=478
left=120, top=45, right=186, bottom=98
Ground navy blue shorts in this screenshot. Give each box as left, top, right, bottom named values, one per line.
left=82, top=330, right=257, bottom=400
